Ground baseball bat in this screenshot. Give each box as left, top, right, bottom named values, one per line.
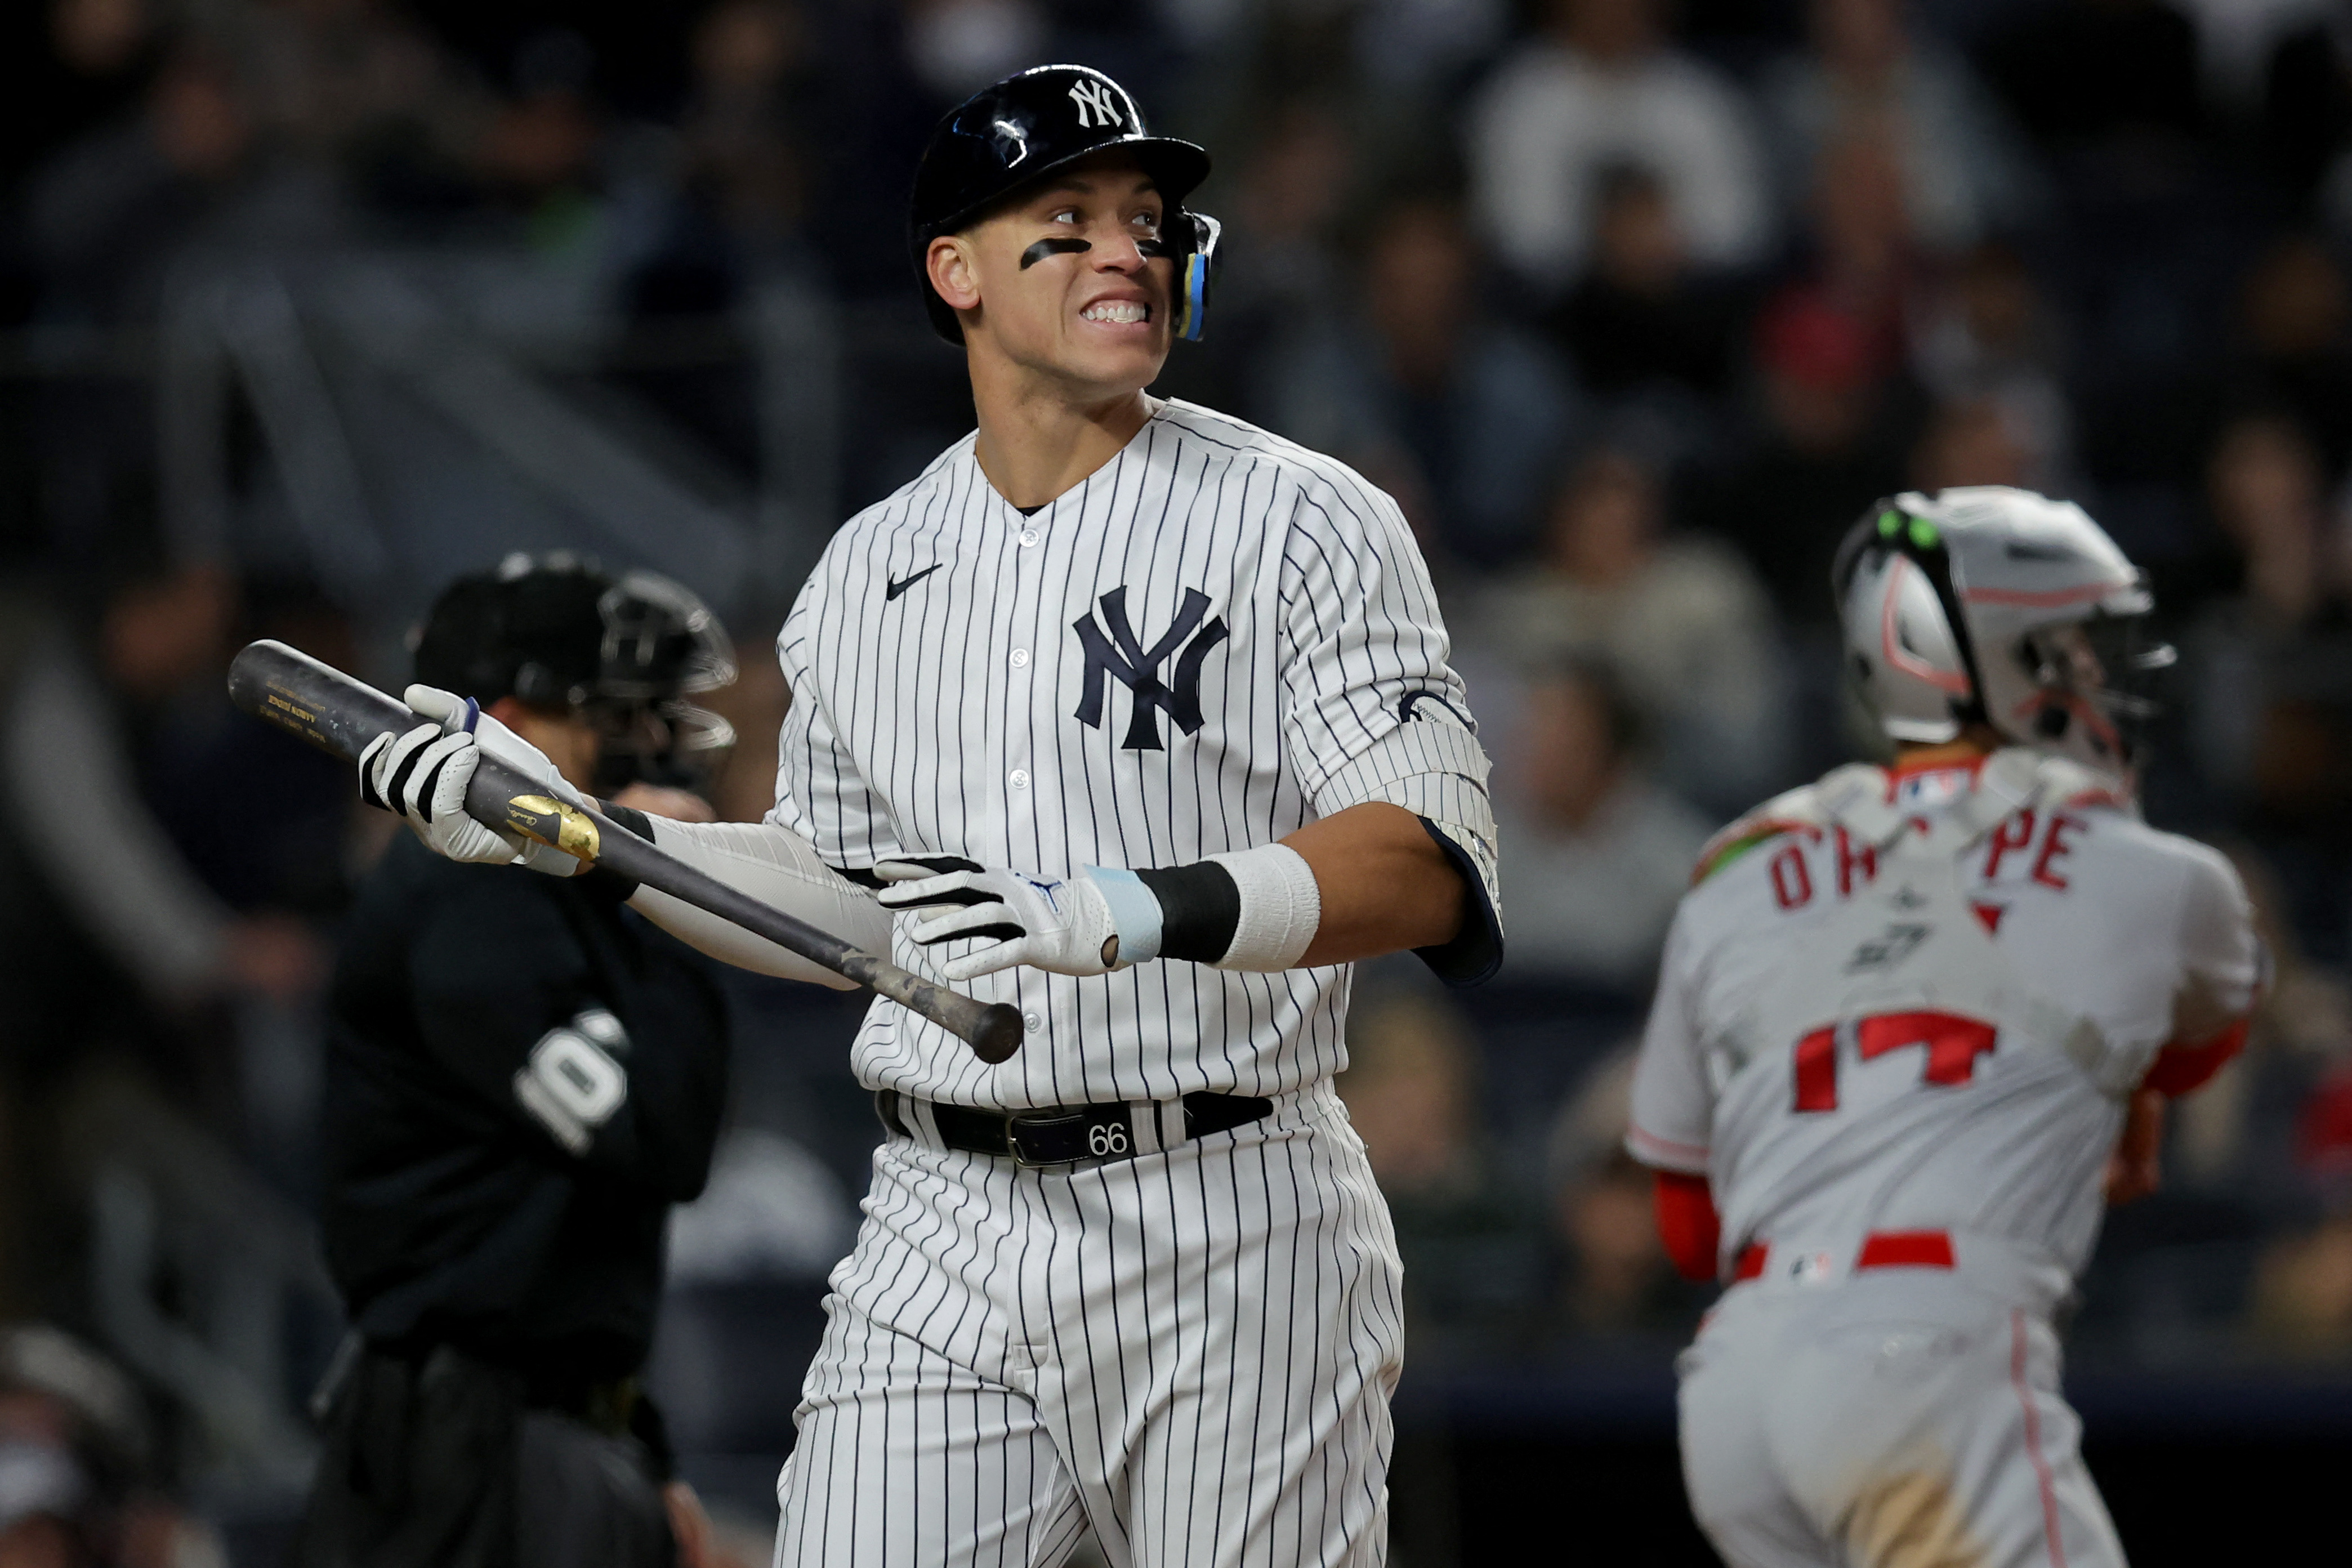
left=228, top=638, right=1026, bottom=1064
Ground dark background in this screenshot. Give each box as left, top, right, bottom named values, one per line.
left=2, top=0, right=2351, bottom=1562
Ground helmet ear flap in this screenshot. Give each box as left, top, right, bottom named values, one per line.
left=1835, top=499, right=1988, bottom=743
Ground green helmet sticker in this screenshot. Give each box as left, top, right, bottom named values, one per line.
left=1878, top=510, right=1902, bottom=538
left=1908, top=517, right=1941, bottom=550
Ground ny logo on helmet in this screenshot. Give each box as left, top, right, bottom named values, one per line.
left=1072, top=587, right=1228, bottom=750
left=1068, top=78, right=1123, bottom=129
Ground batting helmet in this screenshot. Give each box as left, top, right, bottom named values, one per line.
left=908, top=64, right=1220, bottom=346
left=1830, top=487, right=2174, bottom=781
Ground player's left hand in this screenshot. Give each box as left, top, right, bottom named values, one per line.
left=876, top=856, right=1122, bottom=981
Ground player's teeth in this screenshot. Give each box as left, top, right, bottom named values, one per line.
left=1083, top=302, right=1146, bottom=323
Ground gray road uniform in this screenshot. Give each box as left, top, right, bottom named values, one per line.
left=1630, top=750, right=2259, bottom=1568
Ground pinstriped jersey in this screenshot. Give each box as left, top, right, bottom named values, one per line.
left=1628, top=756, right=2261, bottom=1280
left=769, top=398, right=1486, bottom=1111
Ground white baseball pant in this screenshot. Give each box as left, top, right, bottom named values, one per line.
left=1677, top=1266, right=2125, bottom=1568
left=772, top=1083, right=1404, bottom=1568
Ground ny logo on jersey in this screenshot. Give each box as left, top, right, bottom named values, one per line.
left=1072, top=587, right=1230, bottom=750
left=1068, top=78, right=1123, bottom=129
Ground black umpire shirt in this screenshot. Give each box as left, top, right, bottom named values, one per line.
left=322, top=835, right=728, bottom=1393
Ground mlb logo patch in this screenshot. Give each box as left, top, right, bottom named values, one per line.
left=1894, top=769, right=1970, bottom=811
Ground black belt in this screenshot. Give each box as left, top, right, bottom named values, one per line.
left=876, top=1088, right=1274, bottom=1168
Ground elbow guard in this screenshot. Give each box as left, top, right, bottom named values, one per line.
left=627, top=819, right=891, bottom=989
left=1313, top=718, right=1503, bottom=985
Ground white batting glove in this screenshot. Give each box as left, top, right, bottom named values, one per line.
left=356, top=687, right=582, bottom=875
left=359, top=723, right=520, bottom=864
left=403, top=686, right=588, bottom=811
left=875, top=857, right=1122, bottom=981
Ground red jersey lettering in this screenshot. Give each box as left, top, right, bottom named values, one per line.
left=1835, top=828, right=1878, bottom=897
left=2032, top=813, right=2085, bottom=891
left=1771, top=845, right=1814, bottom=910
left=1982, top=810, right=2038, bottom=879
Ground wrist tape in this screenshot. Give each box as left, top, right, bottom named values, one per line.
left=1088, top=843, right=1322, bottom=971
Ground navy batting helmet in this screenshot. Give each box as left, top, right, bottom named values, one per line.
left=908, top=64, right=1220, bottom=346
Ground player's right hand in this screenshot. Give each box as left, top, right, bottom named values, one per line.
left=358, top=686, right=583, bottom=874
left=359, top=721, right=523, bottom=865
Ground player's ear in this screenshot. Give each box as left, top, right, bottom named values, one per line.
left=928, top=234, right=981, bottom=316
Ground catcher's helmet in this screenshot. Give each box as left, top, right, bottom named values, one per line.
left=1830, top=487, right=2174, bottom=781
left=908, top=64, right=1220, bottom=346
left=414, top=553, right=737, bottom=789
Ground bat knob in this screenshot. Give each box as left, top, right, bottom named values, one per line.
left=970, top=1004, right=1026, bottom=1064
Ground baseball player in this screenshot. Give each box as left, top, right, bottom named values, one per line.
left=350, top=64, right=1502, bottom=1568
left=1627, top=488, right=2263, bottom=1567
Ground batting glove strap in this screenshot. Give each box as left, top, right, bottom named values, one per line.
left=1086, top=866, right=1167, bottom=964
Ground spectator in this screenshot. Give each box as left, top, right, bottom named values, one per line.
left=1540, top=1050, right=1698, bottom=1341
left=1911, top=240, right=2079, bottom=488
left=1764, top=0, right=2032, bottom=256
left=1269, top=194, right=1579, bottom=569
left=901, top=0, right=1047, bottom=102
left=2255, top=15, right=2352, bottom=223
left=1492, top=660, right=1713, bottom=990
left=1175, top=97, right=1356, bottom=422
left=2247, top=1069, right=2352, bottom=1357
left=1546, top=164, right=1746, bottom=417
left=1910, top=394, right=2043, bottom=493
left=1692, top=292, right=1912, bottom=626
left=1336, top=988, right=1536, bottom=1355
left=2232, top=234, right=2352, bottom=479
left=2186, top=415, right=2352, bottom=960
left=1981, top=0, right=2210, bottom=162
left=0, top=566, right=328, bottom=1032
left=1476, top=445, right=1788, bottom=810
left=0, top=1324, right=222, bottom=1568
left=26, top=44, right=255, bottom=325
left=677, top=0, right=814, bottom=266
left=1466, top=0, right=1770, bottom=298
left=1790, top=128, right=1919, bottom=382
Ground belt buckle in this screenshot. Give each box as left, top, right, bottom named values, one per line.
left=1006, top=1106, right=1135, bottom=1167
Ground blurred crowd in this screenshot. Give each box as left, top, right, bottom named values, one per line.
left=5, top=0, right=2352, bottom=1555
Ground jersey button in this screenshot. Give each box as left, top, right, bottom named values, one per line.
left=1023, top=1010, right=1042, bottom=1033
left=1009, top=769, right=1030, bottom=790
left=1017, top=529, right=1040, bottom=548
left=1010, top=648, right=1029, bottom=668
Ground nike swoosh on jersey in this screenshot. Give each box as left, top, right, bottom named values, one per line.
left=885, top=564, right=943, bottom=601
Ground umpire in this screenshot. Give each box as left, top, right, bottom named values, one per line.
left=294, top=557, right=738, bottom=1568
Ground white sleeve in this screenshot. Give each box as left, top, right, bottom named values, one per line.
left=1626, top=903, right=1714, bottom=1175
left=2170, top=842, right=2264, bottom=1043
left=626, top=818, right=890, bottom=990
left=768, top=571, right=904, bottom=871
left=1279, top=469, right=1502, bottom=982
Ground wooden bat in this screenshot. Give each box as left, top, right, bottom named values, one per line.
left=228, top=638, right=1025, bottom=1064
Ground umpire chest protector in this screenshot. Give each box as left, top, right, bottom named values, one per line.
left=908, top=64, right=1222, bottom=345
